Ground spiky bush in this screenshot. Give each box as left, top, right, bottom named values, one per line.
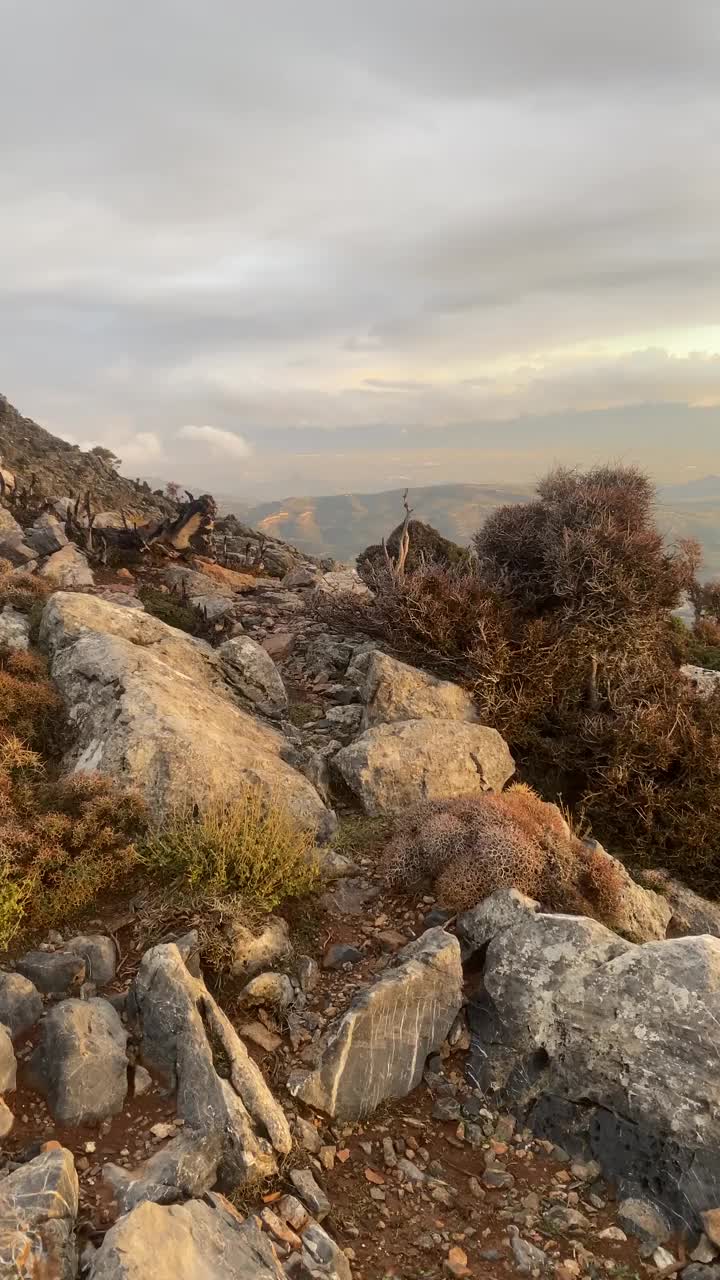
left=0, top=648, right=146, bottom=948
left=322, top=465, right=720, bottom=892
left=0, top=564, right=54, bottom=615
left=382, top=784, right=625, bottom=923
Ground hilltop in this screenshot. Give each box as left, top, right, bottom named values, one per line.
left=0, top=394, right=168, bottom=520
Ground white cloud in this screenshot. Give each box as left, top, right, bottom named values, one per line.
left=179, top=424, right=253, bottom=458
left=112, top=432, right=164, bottom=469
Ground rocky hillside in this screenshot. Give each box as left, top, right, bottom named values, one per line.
left=0, top=394, right=168, bottom=519
left=0, top=463, right=719, bottom=1277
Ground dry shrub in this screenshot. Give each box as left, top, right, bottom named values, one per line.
left=0, top=649, right=64, bottom=752
left=0, top=566, right=53, bottom=615
left=382, top=784, right=625, bottom=924
left=357, top=520, right=469, bottom=583
left=0, top=758, right=146, bottom=950
left=325, top=465, right=720, bottom=893
left=0, top=646, right=146, bottom=948
left=475, top=465, right=698, bottom=625
left=138, top=789, right=320, bottom=912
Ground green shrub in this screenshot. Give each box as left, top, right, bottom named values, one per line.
left=139, top=789, right=320, bottom=912
left=138, top=585, right=206, bottom=635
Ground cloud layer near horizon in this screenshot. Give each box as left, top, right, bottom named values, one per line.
left=1, top=0, right=718, bottom=497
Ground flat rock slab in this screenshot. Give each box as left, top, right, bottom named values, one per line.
left=334, top=718, right=515, bottom=816
left=88, top=1197, right=285, bottom=1279
left=289, top=927, right=462, bottom=1118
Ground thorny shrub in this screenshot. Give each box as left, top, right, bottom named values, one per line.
left=382, top=784, right=629, bottom=928
left=335, top=466, right=720, bottom=892
left=0, top=646, right=145, bottom=947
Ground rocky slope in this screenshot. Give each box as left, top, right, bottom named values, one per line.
left=0, top=477, right=720, bottom=1278
left=0, top=394, right=169, bottom=519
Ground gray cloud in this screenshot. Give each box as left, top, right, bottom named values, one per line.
left=1, top=0, right=718, bottom=497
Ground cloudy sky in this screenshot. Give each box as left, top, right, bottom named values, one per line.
left=1, top=0, right=719, bottom=499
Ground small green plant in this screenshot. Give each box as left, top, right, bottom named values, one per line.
left=139, top=789, right=320, bottom=912
left=138, top=585, right=205, bottom=635
left=287, top=701, right=319, bottom=728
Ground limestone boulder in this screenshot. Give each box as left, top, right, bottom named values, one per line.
left=362, top=649, right=478, bottom=728
left=0, top=604, right=31, bottom=651
left=467, top=897, right=720, bottom=1225
left=289, top=927, right=462, bottom=1118
left=39, top=592, right=332, bottom=834
left=681, top=664, right=720, bottom=699
left=0, top=1145, right=79, bottom=1279
left=128, top=938, right=291, bottom=1189
left=24, top=511, right=69, bottom=555
left=219, top=635, right=288, bottom=718
left=0, top=971, right=43, bottom=1039
left=317, top=568, right=372, bottom=597
left=334, top=718, right=514, bottom=816
left=40, top=542, right=94, bottom=587
left=30, top=998, right=128, bottom=1125
left=0, top=531, right=36, bottom=567
left=88, top=1198, right=285, bottom=1279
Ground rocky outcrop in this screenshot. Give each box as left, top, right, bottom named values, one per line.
left=362, top=650, right=478, bottom=729
left=289, top=927, right=462, bottom=1118
left=128, top=937, right=291, bottom=1190
left=30, top=998, right=128, bottom=1125
left=88, top=1198, right=285, bottom=1279
left=219, top=635, right=288, bottom=718
left=39, top=542, right=94, bottom=587
left=24, top=511, right=69, bottom=556
left=466, top=890, right=720, bottom=1226
left=40, top=592, right=332, bottom=834
left=0, top=1144, right=79, bottom=1279
left=334, top=719, right=514, bottom=816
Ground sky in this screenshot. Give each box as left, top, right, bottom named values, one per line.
left=1, top=0, right=719, bottom=500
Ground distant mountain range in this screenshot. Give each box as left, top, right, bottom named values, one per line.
left=225, top=479, right=720, bottom=577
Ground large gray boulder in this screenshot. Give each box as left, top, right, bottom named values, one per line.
left=467, top=893, right=720, bottom=1224
left=128, top=938, right=291, bottom=1190
left=0, top=1145, right=79, bottom=1279
left=39, top=592, right=331, bottom=834
left=30, top=998, right=128, bottom=1125
left=24, top=511, right=69, bottom=555
left=40, top=542, right=94, bottom=587
left=219, top=635, right=288, bottom=718
left=362, top=649, right=478, bottom=729
left=88, top=1198, right=285, bottom=1279
left=333, top=718, right=514, bottom=816
left=289, top=927, right=462, bottom=1118
left=0, top=970, right=42, bottom=1039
